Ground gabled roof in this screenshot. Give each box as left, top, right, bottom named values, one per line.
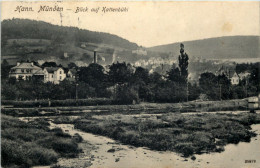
left=44, top=67, right=63, bottom=73
left=231, top=72, right=239, bottom=78
left=11, top=62, right=41, bottom=69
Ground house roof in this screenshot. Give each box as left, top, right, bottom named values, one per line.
left=44, top=67, right=63, bottom=73
left=33, top=69, right=44, bottom=75
left=231, top=72, right=239, bottom=78
left=11, top=62, right=41, bottom=70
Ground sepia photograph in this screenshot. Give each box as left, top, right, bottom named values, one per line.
left=1, top=1, right=260, bottom=168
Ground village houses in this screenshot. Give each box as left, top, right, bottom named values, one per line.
left=216, top=66, right=251, bottom=85
left=9, top=61, right=76, bottom=84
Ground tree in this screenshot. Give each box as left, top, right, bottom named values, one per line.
left=167, top=65, right=182, bottom=83
left=217, top=74, right=231, bottom=100
left=133, top=67, right=149, bottom=84
left=68, top=62, right=78, bottom=69
left=78, top=63, right=108, bottom=97
left=199, top=72, right=219, bottom=100
left=41, top=62, right=57, bottom=67
left=1, top=60, right=11, bottom=79
left=178, top=43, right=189, bottom=83
left=114, top=84, right=139, bottom=104
left=108, top=62, right=133, bottom=85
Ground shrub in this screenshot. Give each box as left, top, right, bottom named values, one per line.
left=73, top=133, right=83, bottom=143
left=114, top=85, right=139, bottom=105
left=1, top=115, right=81, bottom=167
left=1, top=138, right=58, bottom=167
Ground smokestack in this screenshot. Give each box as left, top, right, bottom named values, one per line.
left=94, top=51, right=97, bottom=64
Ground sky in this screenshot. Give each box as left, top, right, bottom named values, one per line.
left=1, top=1, right=259, bottom=47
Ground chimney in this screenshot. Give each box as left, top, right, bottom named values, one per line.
left=17, top=62, right=20, bottom=66
left=94, top=51, right=97, bottom=64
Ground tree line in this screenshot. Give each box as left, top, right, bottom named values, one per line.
left=1, top=51, right=259, bottom=104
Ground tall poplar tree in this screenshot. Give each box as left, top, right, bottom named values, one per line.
left=178, top=43, right=189, bottom=83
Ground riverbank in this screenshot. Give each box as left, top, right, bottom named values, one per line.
left=2, top=99, right=247, bottom=117
left=10, top=112, right=260, bottom=168
left=50, top=117, right=260, bottom=168
left=72, top=112, right=260, bottom=158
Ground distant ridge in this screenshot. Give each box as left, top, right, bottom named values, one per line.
left=148, top=36, right=260, bottom=59
left=1, top=18, right=138, bottom=50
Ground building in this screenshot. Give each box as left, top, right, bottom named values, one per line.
left=9, top=61, right=44, bottom=80
left=239, top=72, right=251, bottom=80
left=43, top=67, right=66, bottom=84
left=65, top=68, right=77, bottom=82
left=230, top=72, right=240, bottom=85
left=132, top=47, right=147, bottom=56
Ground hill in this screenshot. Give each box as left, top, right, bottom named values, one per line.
left=1, top=19, right=138, bottom=50
left=148, top=36, right=260, bottom=60
left=1, top=18, right=140, bottom=65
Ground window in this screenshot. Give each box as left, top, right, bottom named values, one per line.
left=60, top=71, right=62, bottom=74
left=21, top=69, right=24, bottom=73
left=60, top=76, right=62, bottom=80
left=52, top=75, right=53, bottom=78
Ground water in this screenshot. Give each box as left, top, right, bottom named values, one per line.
left=49, top=122, right=260, bottom=168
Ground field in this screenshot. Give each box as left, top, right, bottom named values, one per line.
left=1, top=115, right=83, bottom=167
left=70, top=112, right=260, bottom=158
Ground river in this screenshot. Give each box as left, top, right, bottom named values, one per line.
left=47, top=122, right=260, bottom=168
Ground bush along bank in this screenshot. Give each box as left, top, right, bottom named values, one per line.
left=1, top=115, right=83, bottom=167
left=73, top=113, right=260, bottom=158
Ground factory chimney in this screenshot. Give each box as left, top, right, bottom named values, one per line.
left=94, top=51, right=97, bottom=64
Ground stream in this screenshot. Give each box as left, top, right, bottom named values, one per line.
left=20, top=113, right=260, bottom=168
left=48, top=122, right=260, bottom=168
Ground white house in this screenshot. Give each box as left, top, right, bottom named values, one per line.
left=9, top=61, right=44, bottom=80
left=43, top=67, right=66, bottom=84
left=231, top=72, right=240, bottom=85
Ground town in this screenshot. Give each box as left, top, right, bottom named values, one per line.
left=1, top=2, right=260, bottom=168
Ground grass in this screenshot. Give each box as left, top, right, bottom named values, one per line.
left=1, top=115, right=82, bottom=167
left=73, top=112, right=260, bottom=158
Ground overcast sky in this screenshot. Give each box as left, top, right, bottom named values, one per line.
left=2, top=1, right=259, bottom=47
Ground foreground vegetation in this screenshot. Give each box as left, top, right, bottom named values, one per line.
left=1, top=115, right=82, bottom=167
left=72, top=112, right=260, bottom=157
